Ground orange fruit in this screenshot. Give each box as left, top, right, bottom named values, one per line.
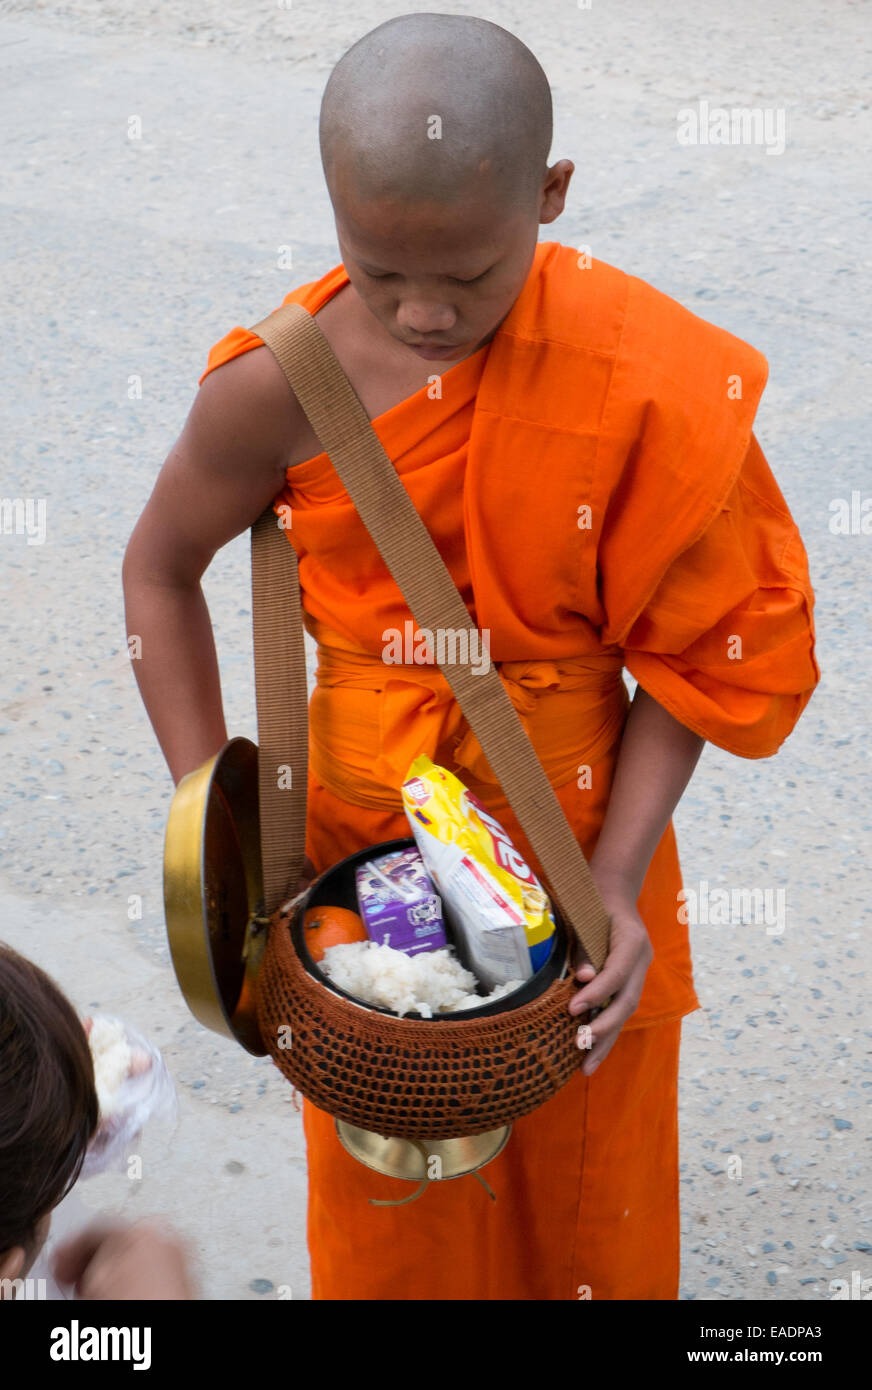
left=303, top=905, right=368, bottom=962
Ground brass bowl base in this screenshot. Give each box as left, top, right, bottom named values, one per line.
left=335, top=1121, right=511, bottom=1181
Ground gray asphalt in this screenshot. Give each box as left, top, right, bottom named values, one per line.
left=0, top=1, right=869, bottom=1301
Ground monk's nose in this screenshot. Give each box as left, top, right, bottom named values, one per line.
left=396, top=299, right=457, bottom=336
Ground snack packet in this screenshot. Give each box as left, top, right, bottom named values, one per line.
left=355, top=847, right=447, bottom=956
left=401, top=755, right=556, bottom=989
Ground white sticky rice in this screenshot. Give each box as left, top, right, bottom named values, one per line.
left=87, top=1015, right=132, bottom=1116
left=319, top=941, right=522, bottom=1017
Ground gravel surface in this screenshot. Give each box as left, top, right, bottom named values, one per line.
left=0, top=0, right=869, bottom=1301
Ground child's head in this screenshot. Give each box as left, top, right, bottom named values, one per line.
left=319, top=14, right=573, bottom=359
left=0, top=943, right=98, bottom=1285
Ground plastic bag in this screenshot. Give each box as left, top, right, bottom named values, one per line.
left=79, top=1014, right=177, bottom=1179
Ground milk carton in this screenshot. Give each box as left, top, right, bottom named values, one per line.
left=355, top=848, right=447, bottom=956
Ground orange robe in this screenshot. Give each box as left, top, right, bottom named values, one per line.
left=199, top=242, right=819, bottom=1299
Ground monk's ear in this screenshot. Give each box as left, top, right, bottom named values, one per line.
left=539, top=159, right=574, bottom=225
left=0, top=1244, right=27, bottom=1292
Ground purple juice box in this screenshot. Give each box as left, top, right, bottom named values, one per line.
left=355, top=848, right=447, bottom=956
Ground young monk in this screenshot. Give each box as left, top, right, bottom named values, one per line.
left=122, top=13, right=819, bottom=1300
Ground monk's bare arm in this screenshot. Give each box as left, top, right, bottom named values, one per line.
left=122, top=347, right=300, bottom=785
left=589, top=685, right=705, bottom=899
left=569, top=685, right=705, bottom=1072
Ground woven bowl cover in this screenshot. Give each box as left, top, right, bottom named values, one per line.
left=254, top=898, right=586, bottom=1140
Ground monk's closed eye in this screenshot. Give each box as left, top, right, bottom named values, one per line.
left=363, top=268, right=492, bottom=284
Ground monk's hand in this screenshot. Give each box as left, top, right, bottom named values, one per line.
left=279, top=855, right=319, bottom=916
left=297, top=854, right=317, bottom=894
left=568, top=885, right=653, bottom=1077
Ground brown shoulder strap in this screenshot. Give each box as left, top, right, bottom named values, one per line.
left=249, top=301, right=611, bottom=970
left=250, top=503, right=309, bottom=915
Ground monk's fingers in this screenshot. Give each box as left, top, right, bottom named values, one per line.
left=568, top=916, right=652, bottom=1017
left=573, top=948, right=651, bottom=1073
left=297, top=854, right=318, bottom=893
left=578, top=1025, right=621, bottom=1077
left=577, top=973, right=644, bottom=1042
left=575, top=981, right=645, bottom=1074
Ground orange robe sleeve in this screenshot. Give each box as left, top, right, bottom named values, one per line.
left=587, top=270, right=820, bottom=758
left=617, top=434, right=819, bottom=756
left=196, top=265, right=349, bottom=385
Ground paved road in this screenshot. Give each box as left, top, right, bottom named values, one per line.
left=0, top=1, right=869, bottom=1300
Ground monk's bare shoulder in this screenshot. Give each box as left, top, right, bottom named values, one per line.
left=195, top=288, right=386, bottom=476
left=192, top=284, right=444, bottom=492
left=195, top=340, right=320, bottom=473
left=123, top=344, right=320, bottom=587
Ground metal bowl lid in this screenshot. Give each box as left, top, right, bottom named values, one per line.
left=163, top=737, right=268, bottom=1055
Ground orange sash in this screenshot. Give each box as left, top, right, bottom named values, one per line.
left=305, top=615, right=628, bottom=811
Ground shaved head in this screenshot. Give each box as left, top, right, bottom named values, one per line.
left=320, top=13, right=553, bottom=211
left=316, top=15, right=571, bottom=366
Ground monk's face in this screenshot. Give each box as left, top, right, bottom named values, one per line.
left=332, top=169, right=568, bottom=363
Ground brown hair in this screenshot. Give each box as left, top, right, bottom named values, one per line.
left=0, top=943, right=99, bottom=1254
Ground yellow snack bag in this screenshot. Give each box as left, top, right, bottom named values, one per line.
left=401, top=755, right=556, bottom=990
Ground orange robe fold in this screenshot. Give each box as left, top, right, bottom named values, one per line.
left=199, top=242, right=819, bottom=1300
